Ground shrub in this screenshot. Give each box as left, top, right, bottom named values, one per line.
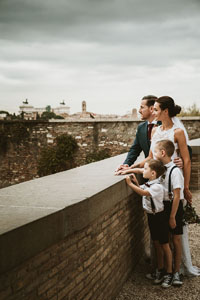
left=37, top=133, right=78, bottom=176
left=86, top=148, right=111, bottom=164
left=178, top=103, right=200, bottom=116
left=0, top=123, right=30, bottom=155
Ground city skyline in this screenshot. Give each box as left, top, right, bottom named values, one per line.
left=0, top=0, right=200, bottom=115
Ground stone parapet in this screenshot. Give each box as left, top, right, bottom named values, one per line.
left=0, top=153, right=149, bottom=300
left=0, top=118, right=199, bottom=188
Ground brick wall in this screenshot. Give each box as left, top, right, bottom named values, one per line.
left=0, top=154, right=150, bottom=300
left=189, top=140, right=200, bottom=190
left=0, top=118, right=199, bottom=188
left=0, top=196, right=149, bottom=300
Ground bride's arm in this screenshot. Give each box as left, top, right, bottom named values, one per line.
left=175, top=129, right=192, bottom=203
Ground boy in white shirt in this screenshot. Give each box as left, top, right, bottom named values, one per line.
left=154, top=139, right=184, bottom=287
left=125, top=159, right=173, bottom=288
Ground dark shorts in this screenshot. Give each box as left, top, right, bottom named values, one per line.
left=147, top=210, right=169, bottom=244
left=164, top=200, right=183, bottom=235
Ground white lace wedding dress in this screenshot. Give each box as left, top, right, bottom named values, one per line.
left=151, top=120, right=200, bottom=276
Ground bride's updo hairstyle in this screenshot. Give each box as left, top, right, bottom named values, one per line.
left=156, top=96, right=181, bottom=117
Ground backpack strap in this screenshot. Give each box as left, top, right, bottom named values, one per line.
left=168, top=166, right=178, bottom=201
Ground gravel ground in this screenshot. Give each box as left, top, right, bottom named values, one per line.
left=116, top=190, right=200, bottom=300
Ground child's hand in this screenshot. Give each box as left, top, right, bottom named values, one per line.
left=130, top=173, right=137, bottom=183
left=120, top=169, right=130, bottom=175
left=169, top=216, right=176, bottom=229
left=125, top=175, right=132, bottom=185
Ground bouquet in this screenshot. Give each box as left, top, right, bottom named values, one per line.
left=183, top=203, right=200, bottom=225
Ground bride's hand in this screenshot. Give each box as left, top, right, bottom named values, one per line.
left=184, top=188, right=192, bottom=204
left=173, top=157, right=183, bottom=169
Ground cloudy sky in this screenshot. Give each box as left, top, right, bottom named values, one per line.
left=0, top=0, right=200, bottom=115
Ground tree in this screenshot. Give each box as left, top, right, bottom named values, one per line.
left=37, top=134, right=79, bottom=176
left=179, top=103, right=200, bottom=116
left=41, top=111, right=64, bottom=120
left=45, top=105, right=51, bottom=113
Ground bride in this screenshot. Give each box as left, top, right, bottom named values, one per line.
left=130, top=96, right=200, bottom=277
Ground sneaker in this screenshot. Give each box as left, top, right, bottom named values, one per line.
left=161, top=273, right=173, bottom=288
left=146, top=269, right=158, bottom=280
left=154, top=269, right=165, bottom=284
left=173, top=272, right=183, bottom=286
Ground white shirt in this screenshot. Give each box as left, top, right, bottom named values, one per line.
left=140, top=178, right=164, bottom=214
left=161, top=161, right=184, bottom=201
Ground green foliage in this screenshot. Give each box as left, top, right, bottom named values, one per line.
left=178, top=103, right=200, bottom=116
left=45, top=105, right=51, bottom=112
left=0, top=123, right=30, bottom=155
left=0, top=110, right=9, bottom=115
left=37, top=134, right=79, bottom=176
left=183, top=204, right=200, bottom=224
left=41, top=111, right=64, bottom=120
left=0, top=129, right=9, bottom=154
left=86, top=148, right=111, bottom=164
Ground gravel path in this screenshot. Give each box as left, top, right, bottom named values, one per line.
left=116, top=190, right=200, bottom=300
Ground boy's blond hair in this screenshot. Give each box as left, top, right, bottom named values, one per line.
left=147, top=159, right=166, bottom=178
left=156, top=139, right=175, bottom=157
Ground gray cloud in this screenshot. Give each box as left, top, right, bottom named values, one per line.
left=0, top=0, right=200, bottom=114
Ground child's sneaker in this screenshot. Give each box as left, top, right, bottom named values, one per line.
left=173, top=272, right=183, bottom=286
left=153, top=269, right=165, bottom=284
left=145, top=269, right=158, bottom=280
left=161, top=273, right=173, bottom=288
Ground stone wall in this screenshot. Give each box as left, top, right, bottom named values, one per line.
left=0, top=118, right=199, bottom=188
left=0, top=154, right=149, bottom=300
left=189, top=139, right=200, bottom=190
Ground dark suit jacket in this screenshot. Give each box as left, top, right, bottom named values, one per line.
left=123, top=121, right=192, bottom=166
left=123, top=121, right=162, bottom=166
left=123, top=121, right=150, bottom=166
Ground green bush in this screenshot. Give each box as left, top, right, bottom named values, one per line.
left=0, top=123, right=30, bottom=155
left=86, top=148, right=111, bottom=164
left=37, top=134, right=78, bottom=176
left=178, top=103, right=200, bottom=116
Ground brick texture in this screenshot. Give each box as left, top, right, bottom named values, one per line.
left=0, top=193, right=149, bottom=300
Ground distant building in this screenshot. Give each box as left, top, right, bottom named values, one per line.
left=19, top=103, right=39, bottom=120
left=52, top=101, right=70, bottom=118
left=19, top=100, right=70, bottom=120
left=0, top=113, right=7, bottom=120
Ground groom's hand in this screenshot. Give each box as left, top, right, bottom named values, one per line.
left=115, top=164, right=129, bottom=173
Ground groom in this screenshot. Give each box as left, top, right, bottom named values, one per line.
left=116, top=95, right=159, bottom=171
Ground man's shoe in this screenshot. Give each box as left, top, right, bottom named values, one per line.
left=173, top=272, right=183, bottom=286
left=161, top=273, right=173, bottom=288
left=145, top=269, right=158, bottom=280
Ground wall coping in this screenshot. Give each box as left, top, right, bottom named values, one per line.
left=189, top=138, right=200, bottom=154
left=0, top=116, right=199, bottom=124
left=0, top=152, right=137, bottom=274
left=0, top=138, right=199, bottom=274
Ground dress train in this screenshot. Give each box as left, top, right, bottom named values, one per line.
left=180, top=225, right=200, bottom=276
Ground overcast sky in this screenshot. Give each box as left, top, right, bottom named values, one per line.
left=0, top=0, right=200, bottom=115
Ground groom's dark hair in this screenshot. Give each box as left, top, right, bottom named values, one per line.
left=142, top=95, right=157, bottom=107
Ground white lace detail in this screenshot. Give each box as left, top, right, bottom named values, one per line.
left=151, top=123, right=200, bottom=277
left=172, top=117, right=189, bottom=144
left=151, top=124, right=179, bottom=160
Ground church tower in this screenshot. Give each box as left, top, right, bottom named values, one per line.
left=82, top=101, right=86, bottom=114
